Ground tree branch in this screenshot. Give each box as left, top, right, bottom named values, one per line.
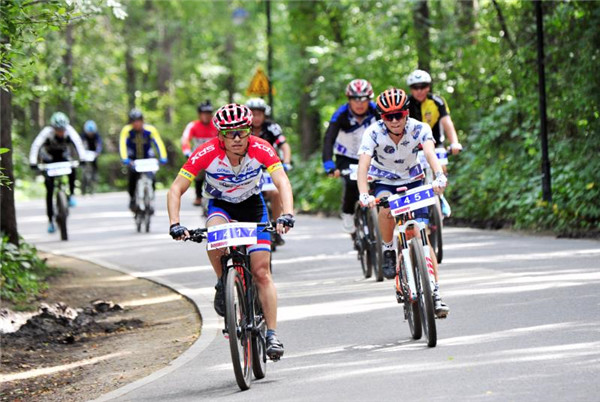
left=492, top=0, right=517, bottom=52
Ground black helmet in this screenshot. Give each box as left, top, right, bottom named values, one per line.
left=128, top=108, right=144, bottom=122
left=197, top=100, right=213, bottom=113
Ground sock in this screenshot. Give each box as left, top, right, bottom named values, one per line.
left=383, top=241, right=394, bottom=251
left=266, top=329, right=276, bottom=338
left=434, top=283, right=440, bottom=292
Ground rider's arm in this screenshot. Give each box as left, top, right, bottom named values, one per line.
left=357, top=153, right=372, bottom=195
left=29, top=127, right=53, bottom=165
left=322, top=116, right=341, bottom=166
left=280, top=142, right=292, bottom=165
left=66, top=125, right=87, bottom=161
left=423, top=140, right=446, bottom=194
left=119, top=125, right=131, bottom=162
left=440, top=115, right=461, bottom=153
left=270, top=168, right=294, bottom=215
left=147, top=125, right=168, bottom=163
left=167, top=175, right=192, bottom=226
left=95, top=133, right=103, bottom=154
left=181, top=121, right=194, bottom=157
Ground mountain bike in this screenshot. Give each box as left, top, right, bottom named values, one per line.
left=187, top=222, right=273, bottom=390
left=80, top=150, right=98, bottom=195
left=38, top=161, right=79, bottom=241
left=132, top=158, right=158, bottom=233
left=342, top=165, right=383, bottom=281
left=377, top=184, right=439, bottom=347
left=417, top=147, right=448, bottom=263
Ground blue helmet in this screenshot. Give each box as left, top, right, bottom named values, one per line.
left=84, top=120, right=98, bottom=134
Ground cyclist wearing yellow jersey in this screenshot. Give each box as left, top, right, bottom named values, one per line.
left=407, top=69, right=462, bottom=216
left=119, top=108, right=168, bottom=211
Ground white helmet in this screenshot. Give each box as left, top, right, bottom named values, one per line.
left=246, top=98, right=271, bottom=116
left=406, top=69, right=432, bottom=86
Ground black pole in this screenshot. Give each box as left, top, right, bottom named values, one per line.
left=266, top=0, right=274, bottom=117
left=535, top=0, right=552, bottom=202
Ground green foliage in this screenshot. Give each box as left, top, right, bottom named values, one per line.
left=0, top=236, right=51, bottom=308
left=0, top=148, right=11, bottom=188
left=288, top=154, right=341, bottom=214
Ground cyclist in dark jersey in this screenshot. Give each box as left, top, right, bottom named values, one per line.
left=247, top=98, right=292, bottom=246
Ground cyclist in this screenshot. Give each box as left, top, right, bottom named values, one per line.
left=29, top=112, right=86, bottom=233
left=406, top=69, right=462, bottom=217
left=246, top=97, right=292, bottom=246
left=181, top=100, right=218, bottom=207
left=82, top=120, right=103, bottom=182
left=356, top=88, right=449, bottom=318
left=322, top=79, right=379, bottom=235
left=167, top=103, right=294, bottom=360
left=119, top=108, right=168, bottom=212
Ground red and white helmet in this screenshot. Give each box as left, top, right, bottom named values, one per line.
left=345, top=79, right=374, bottom=98
left=212, top=103, right=253, bottom=130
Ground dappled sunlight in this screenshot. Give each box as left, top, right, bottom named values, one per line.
left=0, top=351, right=130, bottom=383
left=273, top=252, right=355, bottom=266
left=443, top=248, right=600, bottom=265
left=443, top=241, right=496, bottom=250
left=278, top=295, right=392, bottom=322
left=121, top=294, right=181, bottom=307
left=129, top=265, right=213, bottom=278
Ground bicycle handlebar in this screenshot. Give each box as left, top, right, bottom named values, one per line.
left=185, top=222, right=275, bottom=244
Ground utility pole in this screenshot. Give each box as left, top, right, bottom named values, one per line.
left=535, top=0, right=552, bottom=202
left=266, top=0, right=274, bottom=117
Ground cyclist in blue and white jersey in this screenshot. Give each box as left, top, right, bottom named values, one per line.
left=322, top=79, right=380, bottom=234
left=357, top=88, right=449, bottom=318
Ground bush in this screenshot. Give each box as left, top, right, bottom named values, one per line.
left=0, top=237, right=51, bottom=308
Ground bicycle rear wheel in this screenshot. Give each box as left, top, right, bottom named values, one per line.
left=251, top=289, right=267, bottom=380
left=410, top=239, right=437, bottom=347
left=225, top=269, right=252, bottom=390
left=354, top=203, right=372, bottom=279
left=56, top=190, right=69, bottom=241
left=429, top=198, right=443, bottom=263
left=367, top=207, right=383, bottom=282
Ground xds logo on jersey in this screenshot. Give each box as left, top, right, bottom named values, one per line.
left=191, top=144, right=215, bottom=164
left=252, top=142, right=275, bottom=157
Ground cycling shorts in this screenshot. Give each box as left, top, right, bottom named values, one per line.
left=207, top=193, right=271, bottom=253
left=374, top=180, right=429, bottom=223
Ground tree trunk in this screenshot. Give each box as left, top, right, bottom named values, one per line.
left=125, top=44, right=136, bottom=110
left=0, top=86, right=19, bottom=246
left=61, top=23, right=74, bottom=119
left=458, top=0, right=476, bottom=39
left=157, top=22, right=175, bottom=123
left=413, top=0, right=431, bottom=72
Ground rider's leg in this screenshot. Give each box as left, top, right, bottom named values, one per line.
left=205, top=213, right=229, bottom=278
left=68, top=170, right=76, bottom=197
left=45, top=176, right=55, bottom=222
left=250, top=251, right=277, bottom=329
left=128, top=169, right=138, bottom=210
left=341, top=176, right=359, bottom=233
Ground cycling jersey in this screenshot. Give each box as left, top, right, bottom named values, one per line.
left=29, top=125, right=86, bottom=165
left=358, top=118, right=434, bottom=185
left=322, top=102, right=379, bottom=161
left=408, top=93, right=450, bottom=145
left=82, top=132, right=102, bottom=153
left=178, top=136, right=282, bottom=203
left=181, top=120, right=218, bottom=156
left=119, top=123, right=167, bottom=162
left=253, top=121, right=286, bottom=148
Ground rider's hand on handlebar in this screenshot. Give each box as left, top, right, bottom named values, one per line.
left=359, top=193, right=376, bottom=208
left=448, top=142, right=463, bottom=156
left=432, top=172, right=448, bottom=195
left=276, top=214, right=294, bottom=235
left=169, top=223, right=189, bottom=240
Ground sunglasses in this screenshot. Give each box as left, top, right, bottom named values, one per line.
left=410, top=84, right=429, bottom=90
left=382, top=111, right=409, bottom=121
left=220, top=128, right=251, bottom=139
left=349, top=96, right=370, bottom=102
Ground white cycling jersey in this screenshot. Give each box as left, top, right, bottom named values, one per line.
left=29, top=125, right=86, bottom=165
left=358, top=118, right=434, bottom=185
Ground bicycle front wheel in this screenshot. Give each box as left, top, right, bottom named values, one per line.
left=251, top=290, right=267, bottom=380
left=367, top=207, right=383, bottom=282
left=429, top=197, right=443, bottom=263
left=144, top=186, right=151, bottom=232
left=56, top=190, right=69, bottom=241
left=225, top=269, right=252, bottom=390
left=410, top=239, right=437, bottom=347
left=354, top=203, right=372, bottom=279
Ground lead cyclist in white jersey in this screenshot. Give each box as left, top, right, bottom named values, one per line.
left=357, top=88, right=449, bottom=318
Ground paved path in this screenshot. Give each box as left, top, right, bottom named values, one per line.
left=17, top=191, right=600, bottom=401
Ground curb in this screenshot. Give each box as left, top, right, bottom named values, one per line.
left=36, top=247, right=221, bottom=402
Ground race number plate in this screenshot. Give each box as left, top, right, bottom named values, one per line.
left=133, top=158, right=159, bottom=173
left=388, top=184, right=436, bottom=216
left=44, top=161, right=73, bottom=177
left=417, top=148, right=448, bottom=168
left=207, top=222, right=258, bottom=250
left=83, top=150, right=97, bottom=162
left=260, top=172, right=277, bottom=191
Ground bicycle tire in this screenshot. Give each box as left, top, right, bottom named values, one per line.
left=367, top=207, right=383, bottom=282
left=251, top=290, right=267, bottom=380
left=225, top=269, right=252, bottom=390
left=429, top=198, right=443, bottom=263
left=410, top=239, right=437, bottom=347
left=400, top=260, right=422, bottom=340
left=57, top=190, right=69, bottom=241
left=354, top=203, right=372, bottom=279
left=144, top=186, right=151, bottom=233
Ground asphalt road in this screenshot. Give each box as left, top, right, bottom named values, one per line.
left=16, top=190, right=600, bottom=401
